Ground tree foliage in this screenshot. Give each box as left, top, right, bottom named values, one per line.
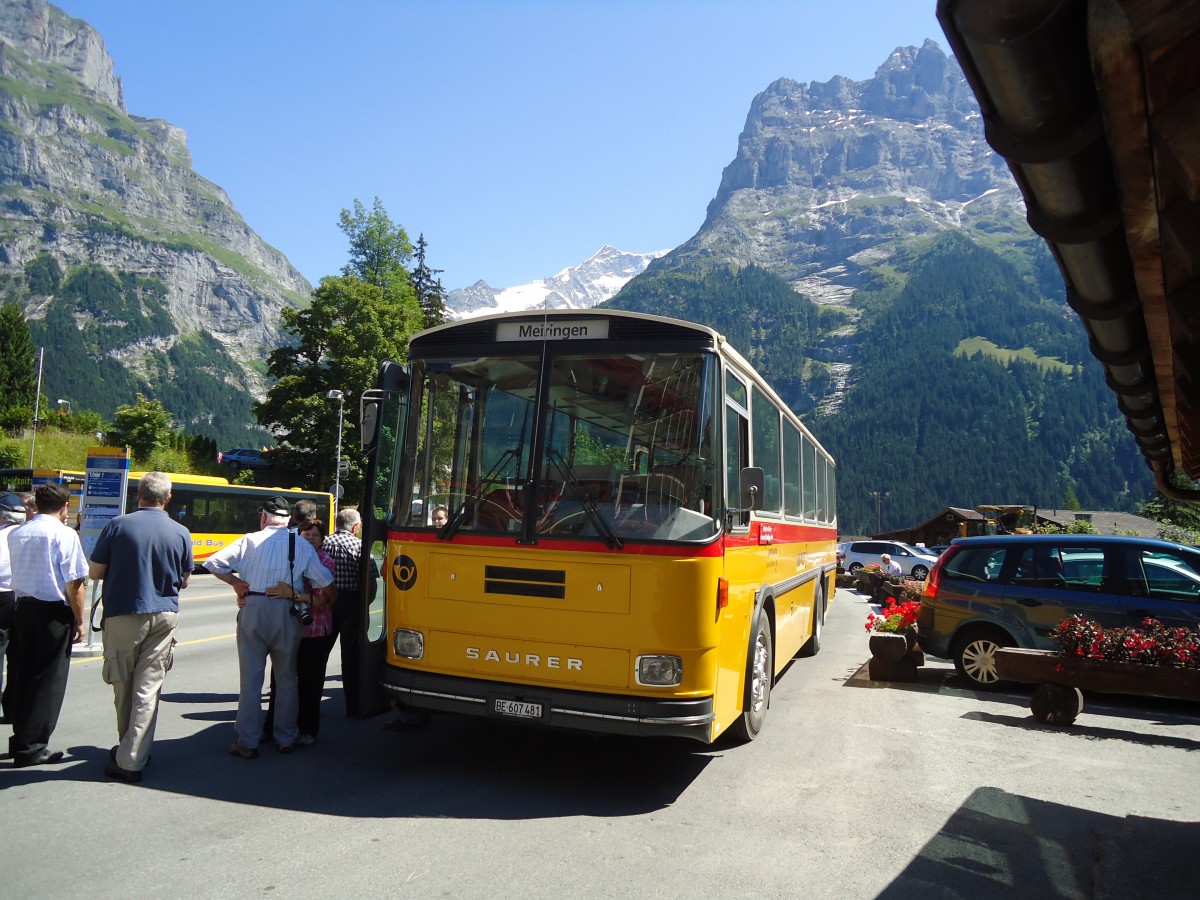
left=411, top=232, right=449, bottom=330
left=0, top=302, right=36, bottom=428
left=109, top=393, right=173, bottom=463
left=339, top=196, right=414, bottom=296
left=256, top=199, right=426, bottom=500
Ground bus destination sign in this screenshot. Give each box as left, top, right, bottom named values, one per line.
left=496, top=320, right=609, bottom=342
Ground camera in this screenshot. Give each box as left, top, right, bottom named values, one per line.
left=290, top=600, right=313, bottom=626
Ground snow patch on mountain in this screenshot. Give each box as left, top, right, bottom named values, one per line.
left=447, top=245, right=668, bottom=319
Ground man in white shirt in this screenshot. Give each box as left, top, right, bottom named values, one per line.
left=880, top=553, right=903, bottom=577
left=205, top=496, right=333, bottom=757
left=7, top=483, right=88, bottom=767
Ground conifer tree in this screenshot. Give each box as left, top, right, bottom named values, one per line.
left=410, top=233, right=449, bottom=330
left=0, top=303, right=37, bottom=425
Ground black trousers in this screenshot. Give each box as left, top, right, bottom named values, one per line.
left=264, top=631, right=338, bottom=737
left=0, top=590, right=16, bottom=722
left=10, top=600, right=73, bottom=761
left=332, top=588, right=363, bottom=717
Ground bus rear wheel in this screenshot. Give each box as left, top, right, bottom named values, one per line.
left=731, top=613, right=773, bottom=742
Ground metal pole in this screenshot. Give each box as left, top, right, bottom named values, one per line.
left=29, top=346, right=44, bottom=468
left=333, top=395, right=344, bottom=515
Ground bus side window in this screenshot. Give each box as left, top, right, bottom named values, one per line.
left=725, top=403, right=750, bottom=529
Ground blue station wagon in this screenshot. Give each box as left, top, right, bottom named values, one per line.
left=917, top=534, right=1200, bottom=688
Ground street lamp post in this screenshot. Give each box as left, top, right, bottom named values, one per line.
left=326, top=389, right=345, bottom=515
left=868, top=489, right=890, bottom=535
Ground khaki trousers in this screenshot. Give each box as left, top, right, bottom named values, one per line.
left=102, top=611, right=178, bottom=772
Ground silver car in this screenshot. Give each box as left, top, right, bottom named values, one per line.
left=839, top=540, right=939, bottom=580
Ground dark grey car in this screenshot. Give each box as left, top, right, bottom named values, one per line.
left=218, top=448, right=272, bottom=471
left=917, top=534, right=1200, bottom=688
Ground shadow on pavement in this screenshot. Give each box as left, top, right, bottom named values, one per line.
left=2, top=692, right=713, bottom=818
left=878, top=786, right=1198, bottom=899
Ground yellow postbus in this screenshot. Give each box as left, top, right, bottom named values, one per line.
left=128, top=473, right=333, bottom=566
left=356, top=309, right=837, bottom=742
left=1, top=468, right=332, bottom=567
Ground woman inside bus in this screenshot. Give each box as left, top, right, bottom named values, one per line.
left=261, top=518, right=337, bottom=747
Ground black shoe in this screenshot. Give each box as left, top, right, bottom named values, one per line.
left=13, top=749, right=65, bottom=768
left=276, top=743, right=294, bottom=754
left=104, top=760, right=142, bottom=783
left=227, top=743, right=258, bottom=760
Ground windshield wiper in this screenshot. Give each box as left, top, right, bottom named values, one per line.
left=545, top=448, right=623, bottom=550
left=440, top=447, right=520, bottom=540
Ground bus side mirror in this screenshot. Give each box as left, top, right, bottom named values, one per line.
left=739, top=466, right=764, bottom=511
left=360, top=398, right=380, bottom=450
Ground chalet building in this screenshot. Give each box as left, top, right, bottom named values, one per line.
left=870, top=508, right=1162, bottom=546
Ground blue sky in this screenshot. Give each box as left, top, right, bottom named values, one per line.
left=58, top=1, right=940, bottom=292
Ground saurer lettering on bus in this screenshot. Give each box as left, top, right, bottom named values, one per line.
left=466, top=648, right=583, bottom=670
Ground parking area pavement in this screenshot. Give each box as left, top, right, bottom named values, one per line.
left=1, top=581, right=1197, bottom=898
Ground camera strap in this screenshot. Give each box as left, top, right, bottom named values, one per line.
left=288, top=528, right=296, bottom=596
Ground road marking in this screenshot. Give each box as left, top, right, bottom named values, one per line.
left=70, top=632, right=236, bottom=665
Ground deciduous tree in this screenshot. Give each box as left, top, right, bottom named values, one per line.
left=109, top=394, right=173, bottom=463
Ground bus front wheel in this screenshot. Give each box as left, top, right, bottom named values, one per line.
left=731, top=613, right=773, bottom=742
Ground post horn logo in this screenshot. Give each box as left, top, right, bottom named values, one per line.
left=391, top=554, right=417, bottom=591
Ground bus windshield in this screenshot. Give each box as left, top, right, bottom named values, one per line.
left=405, top=349, right=719, bottom=543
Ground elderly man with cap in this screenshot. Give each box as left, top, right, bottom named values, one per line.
left=0, top=492, right=29, bottom=724
left=204, top=495, right=333, bottom=757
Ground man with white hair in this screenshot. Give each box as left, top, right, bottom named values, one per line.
left=322, top=506, right=365, bottom=715
left=205, top=496, right=333, bottom=757
left=88, top=472, right=193, bottom=783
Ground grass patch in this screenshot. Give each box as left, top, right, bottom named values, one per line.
left=955, top=336, right=1074, bottom=374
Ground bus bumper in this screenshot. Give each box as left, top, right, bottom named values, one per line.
left=380, top=666, right=715, bottom=743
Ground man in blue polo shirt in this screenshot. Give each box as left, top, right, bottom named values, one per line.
left=89, top=471, right=193, bottom=783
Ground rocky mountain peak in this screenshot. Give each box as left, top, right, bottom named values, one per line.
left=664, top=41, right=1020, bottom=299
left=0, top=0, right=123, bottom=109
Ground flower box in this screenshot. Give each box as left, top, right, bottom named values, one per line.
left=994, top=648, right=1200, bottom=725
left=867, top=630, right=923, bottom=682
left=856, top=570, right=883, bottom=594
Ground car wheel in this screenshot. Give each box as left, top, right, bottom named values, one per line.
left=799, top=583, right=823, bottom=658
left=952, top=627, right=1014, bottom=690
left=731, top=612, right=773, bottom=741
left=228, top=462, right=241, bottom=473
left=911, top=565, right=929, bottom=580
left=848, top=562, right=863, bottom=574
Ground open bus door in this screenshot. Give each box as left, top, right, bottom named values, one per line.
left=354, top=361, right=409, bottom=718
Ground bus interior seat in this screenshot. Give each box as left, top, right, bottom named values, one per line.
left=477, top=488, right=520, bottom=531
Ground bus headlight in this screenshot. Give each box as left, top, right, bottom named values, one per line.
left=636, top=655, right=682, bottom=686
left=392, top=629, right=425, bottom=659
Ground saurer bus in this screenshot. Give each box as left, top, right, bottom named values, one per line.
left=354, top=310, right=837, bottom=742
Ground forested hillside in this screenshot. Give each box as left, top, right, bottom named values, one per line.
left=2, top=255, right=265, bottom=446
left=608, top=233, right=1155, bottom=534
left=606, top=265, right=847, bottom=414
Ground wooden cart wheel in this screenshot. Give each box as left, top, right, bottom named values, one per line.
left=1030, top=683, right=1084, bottom=725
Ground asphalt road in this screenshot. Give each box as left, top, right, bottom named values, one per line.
left=2, top=576, right=1198, bottom=899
